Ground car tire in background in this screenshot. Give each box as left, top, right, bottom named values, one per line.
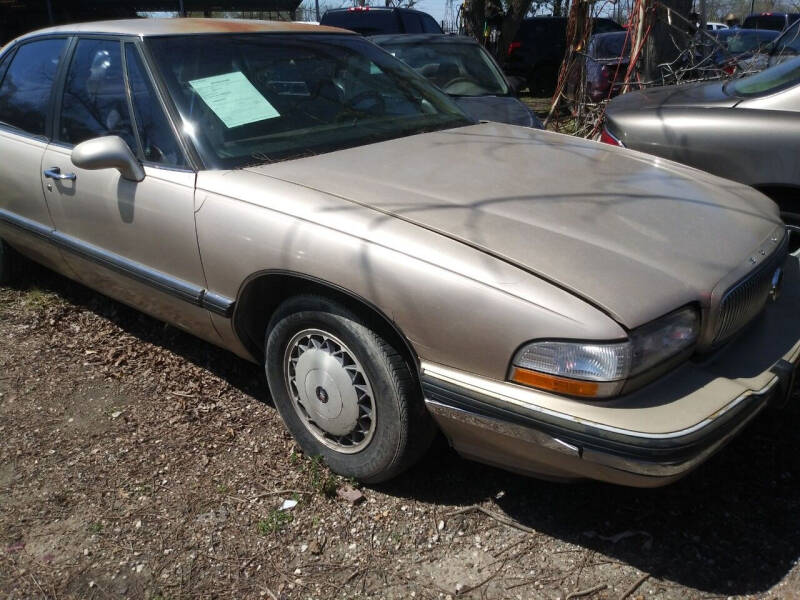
left=0, top=238, right=18, bottom=285
left=265, top=294, right=436, bottom=483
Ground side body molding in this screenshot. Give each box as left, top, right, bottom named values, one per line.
left=0, top=208, right=235, bottom=317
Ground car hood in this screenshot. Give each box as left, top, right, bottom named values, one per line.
left=451, top=96, right=542, bottom=128
left=246, top=122, right=781, bottom=328
left=606, top=80, right=740, bottom=111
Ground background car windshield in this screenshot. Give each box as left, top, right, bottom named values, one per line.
left=380, top=41, right=508, bottom=96
left=320, top=11, right=398, bottom=35
left=731, top=54, right=800, bottom=95
left=147, top=34, right=471, bottom=169
left=593, top=32, right=630, bottom=59
left=721, top=30, right=777, bottom=53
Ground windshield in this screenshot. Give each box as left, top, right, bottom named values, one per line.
left=772, top=20, right=800, bottom=58
left=377, top=40, right=508, bottom=96
left=592, top=32, right=630, bottom=59
left=730, top=54, right=800, bottom=95
left=719, top=30, right=778, bottom=53
left=146, top=34, right=472, bottom=169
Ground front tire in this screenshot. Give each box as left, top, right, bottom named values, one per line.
left=265, top=295, right=435, bottom=483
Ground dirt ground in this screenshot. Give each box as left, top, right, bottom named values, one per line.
left=2, top=263, right=800, bottom=600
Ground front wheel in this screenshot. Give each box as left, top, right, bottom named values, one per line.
left=264, top=295, right=436, bottom=483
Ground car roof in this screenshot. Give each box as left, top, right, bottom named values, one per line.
left=370, top=33, right=477, bottom=45
left=12, top=18, right=350, bottom=42
left=325, top=6, right=425, bottom=13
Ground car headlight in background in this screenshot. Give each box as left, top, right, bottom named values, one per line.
left=509, top=307, right=699, bottom=399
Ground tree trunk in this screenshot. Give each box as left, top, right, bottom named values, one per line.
left=498, top=0, right=535, bottom=57
left=463, top=0, right=486, bottom=43
left=464, top=0, right=535, bottom=54
left=640, top=0, right=693, bottom=85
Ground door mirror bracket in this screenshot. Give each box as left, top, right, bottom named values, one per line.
left=71, top=136, right=145, bottom=182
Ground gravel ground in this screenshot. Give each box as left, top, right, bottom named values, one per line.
left=2, top=263, right=800, bottom=600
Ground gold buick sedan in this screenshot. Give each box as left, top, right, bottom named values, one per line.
left=0, top=19, right=798, bottom=485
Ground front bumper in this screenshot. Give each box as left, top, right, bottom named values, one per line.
left=423, top=254, right=800, bottom=487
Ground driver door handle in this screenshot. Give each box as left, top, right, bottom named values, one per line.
left=43, top=167, right=76, bottom=181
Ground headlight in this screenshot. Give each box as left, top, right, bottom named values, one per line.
left=509, top=307, right=698, bottom=399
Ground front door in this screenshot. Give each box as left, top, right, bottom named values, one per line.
left=41, top=37, right=218, bottom=340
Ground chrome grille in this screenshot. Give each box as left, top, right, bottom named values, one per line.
left=713, top=242, right=786, bottom=345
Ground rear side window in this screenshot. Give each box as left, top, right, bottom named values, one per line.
left=0, top=38, right=67, bottom=137
left=421, top=14, right=443, bottom=33
left=594, top=19, right=624, bottom=33
left=124, top=44, right=185, bottom=167
left=401, top=12, right=423, bottom=33
left=59, top=38, right=136, bottom=149
left=743, top=15, right=787, bottom=30
left=320, top=10, right=399, bottom=35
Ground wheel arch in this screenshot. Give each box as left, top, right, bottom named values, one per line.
left=232, top=270, right=422, bottom=384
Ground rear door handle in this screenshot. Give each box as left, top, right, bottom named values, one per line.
left=43, top=167, right=76, bottom=181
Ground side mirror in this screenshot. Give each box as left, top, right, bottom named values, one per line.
left=71, top=136, right=145, bottom=182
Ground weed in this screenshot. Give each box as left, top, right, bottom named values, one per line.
left=22, top=287, right=57, bottom=310
left=257, top=509, right=293, bottom=535
left=88, top=522, right=103, bottom=534
left=305, top=455, right=338, bottom=498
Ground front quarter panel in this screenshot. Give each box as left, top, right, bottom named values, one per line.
left=194, top=170, right=626, bottom=379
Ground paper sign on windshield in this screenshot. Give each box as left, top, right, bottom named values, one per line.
left=189, top=71, right=280, bottom=128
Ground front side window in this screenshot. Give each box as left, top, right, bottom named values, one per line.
left=59, top=38, right=136, bottom=149
left=0, top=38, right=67, bottom=136
left=147, top=34, right=470, bottom=169
left=124, top=44, right=185, bottom=167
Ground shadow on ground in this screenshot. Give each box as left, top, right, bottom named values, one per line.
left=13, top=264, right=800, bottom=597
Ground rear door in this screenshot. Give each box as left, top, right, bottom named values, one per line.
left=0, top=37, right=70, bottom=271
left=40, top=37, right=221, bottom=338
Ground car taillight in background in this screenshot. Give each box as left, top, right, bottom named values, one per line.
left=508, top=41, right=522, bottom=56
left=348, top=6, right=370, bottom=10
left=600, top=126, right=625, bottom=147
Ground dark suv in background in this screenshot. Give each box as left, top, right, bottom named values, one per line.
left=320, top=6, right=443, bottom=35
left=742, top=12, right=800, bottom=31
left=504, top=16, right=623, bottom=95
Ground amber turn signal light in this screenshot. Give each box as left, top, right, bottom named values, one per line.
left=510, top=366, right=600, bottom=398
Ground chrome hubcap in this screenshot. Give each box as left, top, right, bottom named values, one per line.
left=284, top=329, right=376, bottom=453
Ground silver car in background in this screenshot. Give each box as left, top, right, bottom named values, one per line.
left=0, top=19, right=798, bottom=486
left=603, top=56, right=800, bottom=223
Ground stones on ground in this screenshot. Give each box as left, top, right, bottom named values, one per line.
left=336, top=485, right=364, bottom=505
